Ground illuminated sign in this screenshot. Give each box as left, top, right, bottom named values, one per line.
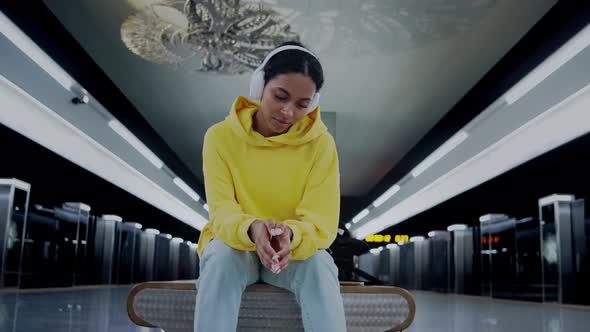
left=394, top=235, right=409, bottom=243
left=365, top=234, right=391, bottom=243
left=365, top=234, right=409, bottom=243
left=481, top=236, right=500, bottom=244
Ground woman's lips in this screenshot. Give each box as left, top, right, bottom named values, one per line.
left=273, top=118, right=290, bottom=126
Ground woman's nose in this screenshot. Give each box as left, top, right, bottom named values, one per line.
left=280, top=104, right=294, bottom=117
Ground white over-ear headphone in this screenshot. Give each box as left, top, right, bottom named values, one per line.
left=249, top=45, right=321, bottom=113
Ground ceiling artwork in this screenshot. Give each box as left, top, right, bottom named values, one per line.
left=121, top=0, right=498, bottom=74
left=121, top=0, right=300, bottom=74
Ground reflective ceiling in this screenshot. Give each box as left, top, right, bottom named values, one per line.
left=41, top=0, right=556, bottom=196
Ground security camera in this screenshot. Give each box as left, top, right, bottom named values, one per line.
left=71, top=94, right=89, bottom=105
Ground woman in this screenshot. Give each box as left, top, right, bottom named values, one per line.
left=194, top=42, right=346, bottom=331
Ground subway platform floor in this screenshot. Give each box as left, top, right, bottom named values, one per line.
left=1, top=285, right=589, bottom=331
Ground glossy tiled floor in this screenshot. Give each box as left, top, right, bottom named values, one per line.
left=1, top=286, right=589, bottom=331
left=0, top=286, right=159, bottom=332
left=407, top=291, right=590, bottom=332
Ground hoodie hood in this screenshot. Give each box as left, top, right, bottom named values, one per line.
left=225, top=96, right=328, bottom=147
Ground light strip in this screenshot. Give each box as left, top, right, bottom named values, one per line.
left=409, top=236, right=424, bottom=242
left=352, top=208, right=370, bottom=224
left=0, top=178, right=31, bottom=191
left=447, top=224, right=467, bottom=232
left=172, top=237, right=184, bottom=242
left=102, top=214, right=123, bottom=222
left=0, top=74, right=208, bottom=230
left=411, top=131, right=469, bottom=177
left=369, top=248, right=380, bottom=255
left=354, top=83, right=590, bottom=239
left=479, top=214, right=508, bottom=223
left=203, top=203, right=209, bottom=212
left=174, top=177, right=200, bottom=202
left=538, top=194, right=575, bottom=206
left=108, top=119, right=164, bottom=169
left=0, top=12, right=75, bottom=91
left=145, top=228, right=160, bottom=235
left=345, top=223, right=351, bottom=230
left=504, top=25, right=590, bottom=105
left=373, top=184, right=401, bottom=207
left=386, top=243, right=397, bottom=249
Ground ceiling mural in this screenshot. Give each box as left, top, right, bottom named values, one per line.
left=121, top=0, right=299, bottom=74
left=121, top=0, right=498, bottom=74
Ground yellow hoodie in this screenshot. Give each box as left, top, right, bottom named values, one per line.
left=197, top=96, right=340, bottom=261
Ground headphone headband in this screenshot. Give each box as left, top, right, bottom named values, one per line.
left=255, top=45, right=319, bottom=73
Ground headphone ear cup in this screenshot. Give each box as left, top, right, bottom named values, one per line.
left=307, top=92, right=320, bottom=113
left=249, top=69, right=265, bottom=101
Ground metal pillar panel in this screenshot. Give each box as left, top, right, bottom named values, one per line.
left=539, top=194, right=576, bottom=304
left=115, top=222, right=140, bottom=284
left=144, top=233, right=157, bottom=281
left=0, top=179, right=30, bottom=288
left=189, top=244, right=199, bottom=279
left=399, top=243, right=415, bottom=289
left=376, top=249, right=389, bottom=284
left=169, top=240, right=181, bottom=280
left=429, top=231, right=450, bottom=293
left=154, top=234, right=172, bottom=281
left=178, top=242, right=191, bottom=280
left=94, top=215, right=120, bottom=284
left=571, top=199, right=588, bottom=304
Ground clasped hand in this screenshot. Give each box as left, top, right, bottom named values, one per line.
left=248, top=219, right=292, bottom=274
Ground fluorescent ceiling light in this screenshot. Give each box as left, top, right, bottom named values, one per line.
left=447, top=224, right=467, bottom=232
left=352, top=208, right=370, bottom=224
left=174, top=177, right=200, bottom=202
left=108, top=119, right=164, bottom=169
left=411, top=131, right=469, bottom=178
left=369, top=248, right=380, bottom=255
left=373, top=184, right=401, bottom=207
left=134, top=223, right=143, bottom=229
left=427, top=231, right=436, bottom=238
left=64, top=202, right=91, bottom=212
left=410, top=236, right=424, bottom=242
left=505, top=25, right=590, bottom=105
left=386, top=243, right=397, bottom=249
left=172, top=237, right=183, bottom=242
left=161, top=234, right=172, bottom=239
left=354, top=83, right=590, bottom=240
left=538, top=194, right=575, bottom=206
left=203, top=203, right=209, bottom=212
left=479, top=214, right=508, bottom=223
left=0, top=12, right=75, bottom=91
left=0, top=75, right=208, bottom=230
left=345, top=223, right=351, bottom=230
left=190, top=243, right=198, bottom=249
left=145, top=228, right=160, bottom=235
left=102, top=214, right=122, bottom=222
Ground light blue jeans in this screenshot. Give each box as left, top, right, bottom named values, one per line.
left=194, top=239, right=346, bottom=331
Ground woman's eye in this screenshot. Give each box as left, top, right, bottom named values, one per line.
left=275, top=95, right=287, bottom=101
left=298, top=103, right=309, bottom=109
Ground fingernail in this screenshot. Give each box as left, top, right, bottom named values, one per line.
left=275, top=268, right=281, bottom=274
left=272, top=255, right=280, bottom=261
left=270, top=229, right=277, bottom=236
left=274, top=228, right=283, bottom=235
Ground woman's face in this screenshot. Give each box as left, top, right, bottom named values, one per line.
left=255, top=73, right=317, bottom=136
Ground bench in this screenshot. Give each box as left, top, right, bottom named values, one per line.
left=127, top=280, right=416, bottom=331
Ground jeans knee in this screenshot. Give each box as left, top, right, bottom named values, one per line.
left=202, top=240, right=248, bottom=274
left=298, top=250, right=339, bottom=281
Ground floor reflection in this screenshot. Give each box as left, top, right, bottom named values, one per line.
left=0, top=286, right=159, bottom=332
left=408, top=291, right=590, bottom=332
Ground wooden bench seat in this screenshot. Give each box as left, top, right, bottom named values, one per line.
left=128, top=280, right=415, bottom=331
